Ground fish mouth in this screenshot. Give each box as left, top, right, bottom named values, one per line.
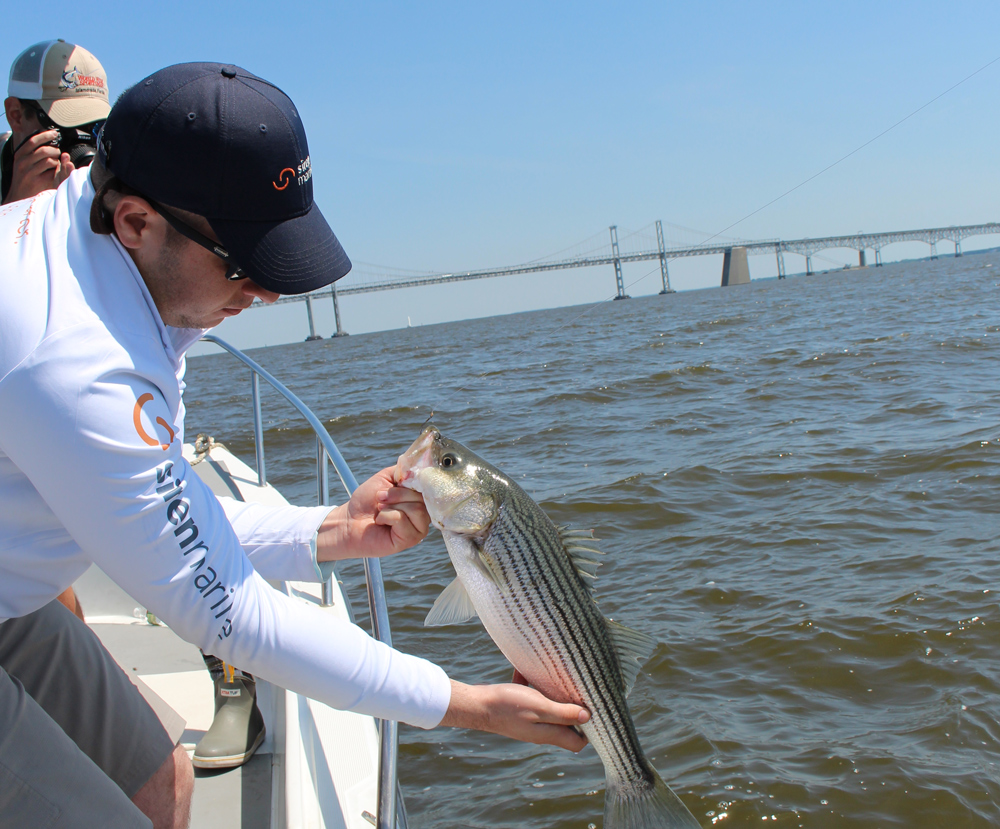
left=394, top=425, right=440, bottom=487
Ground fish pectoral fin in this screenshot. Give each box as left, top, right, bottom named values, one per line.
left=474, top=545, right=507, bottom=590
left=558, top=526, right=605, bottom=596
left=605, top=618, right=658, bottom=697
left=424, top=577, right=480, bottom=627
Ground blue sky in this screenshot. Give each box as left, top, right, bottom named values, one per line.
left=7, top=2, right=1000, bottom=350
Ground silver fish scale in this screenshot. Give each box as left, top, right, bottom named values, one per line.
left=476, top=487, right=655, bottom=789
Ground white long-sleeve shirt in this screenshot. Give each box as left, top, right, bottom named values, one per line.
left=0, top=170, right=451, bottom=729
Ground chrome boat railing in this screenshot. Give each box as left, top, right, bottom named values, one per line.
left=198, top=334, right=407, bottom=829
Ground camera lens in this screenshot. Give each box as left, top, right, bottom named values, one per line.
left=59, top=127, right=99, bottom=168
left=67, top=144, right=97, bottom=168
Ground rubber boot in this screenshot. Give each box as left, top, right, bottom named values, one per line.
left=192, top=665, right=266, bottom=769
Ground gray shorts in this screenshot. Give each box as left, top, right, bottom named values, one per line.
left=0, top=600, right=177, bottom=828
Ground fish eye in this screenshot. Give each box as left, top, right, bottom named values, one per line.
left=441, top=454, right=457, bottom=468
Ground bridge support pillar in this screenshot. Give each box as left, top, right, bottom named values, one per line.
left=330, top=286, right=348, bottom=337
left=775, top=246, right=786, bottom=279
left=721, top=246, right=750, bottom=286
left=304, top=295, right=322, bottom=341
left=858, top=250, right=866, bottom=268
left=655, top=220, right=674, bottom=294
left=875, top=249, right=883, bottom=267
left=610, top=225, right=629, bottom=300
left=805, top=255, right=814, bottom=275
left=930, top=242, right=938, bottom=260
left=955, top=240, right=963, bottom=257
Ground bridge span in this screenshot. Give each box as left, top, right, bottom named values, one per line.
left=256, top=220, right=1000, bottom=339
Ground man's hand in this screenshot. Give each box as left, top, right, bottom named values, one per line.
left=316, top=466, right=431, bottom=561
left=440, top=680, right=590, bottom=752
left=4, top=131, right=74, bottom=204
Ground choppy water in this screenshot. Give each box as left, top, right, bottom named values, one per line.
left=187, top=254, right=1000, bottom=828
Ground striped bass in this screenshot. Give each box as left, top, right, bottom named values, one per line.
left=397, top=425, right=701, bottom=829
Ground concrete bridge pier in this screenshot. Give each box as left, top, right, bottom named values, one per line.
left=775, top=246, right=786, bottom=279
left=858, top=249, right=866, bottom=267
left=610, top=225, right=630, bottom=300
left=330, top=286, right=348, bottom=337
left=805, top=255, right=814, bottom=275
left=955, top=240, right=963, bottom=257
left=874, top=248, right=883, bottom=267
left=304, top=295, right=322, bottom=341
left=721, top=246, right=750, bottom=286
left=655, top=220, right=674, bottom=294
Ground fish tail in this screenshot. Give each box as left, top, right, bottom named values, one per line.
left=603, top=765, right=701, bottom=829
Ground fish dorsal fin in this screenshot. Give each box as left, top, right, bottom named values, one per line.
left=424, top=577, right=479, bottom=627
left=605, top=619, right=657, bottom=697
left=557, top=526, right=605, bottom=595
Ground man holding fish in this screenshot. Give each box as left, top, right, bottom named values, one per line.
left=0, top=61, right=597, bottom=829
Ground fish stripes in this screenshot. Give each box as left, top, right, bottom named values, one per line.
left=399, top=425, right=702, bottom=828
left=491, top=502, right=648, bottom=782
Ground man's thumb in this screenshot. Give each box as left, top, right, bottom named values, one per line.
left=56, top=157, right=74, bottom=185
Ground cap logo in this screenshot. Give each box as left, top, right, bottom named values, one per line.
left=60, top=65, right=107, bottom=93
left=273, top=168, right=295, bottom=191
left=272, top=156, right=312, bottom=191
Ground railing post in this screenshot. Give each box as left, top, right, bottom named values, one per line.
left=317, top=437, right=335, bottom=607
left=251, top=371, right=266, bottom=486
left=364, top=556, right=399, bottom=828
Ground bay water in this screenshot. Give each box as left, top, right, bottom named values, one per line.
left=186, top=253, right=1000, bottom=828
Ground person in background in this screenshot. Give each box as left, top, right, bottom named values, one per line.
left=2, top=39, right=109, bottom=205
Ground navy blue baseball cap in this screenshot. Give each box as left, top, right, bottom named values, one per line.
left=98, top=62, right=350, bottom=294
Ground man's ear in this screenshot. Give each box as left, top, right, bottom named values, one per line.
left=4, top=97, right=25, bottom=133
left=113, top=195, right=161, bottom=251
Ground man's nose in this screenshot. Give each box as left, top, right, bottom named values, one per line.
left=242, top=280, right=281, bottom=305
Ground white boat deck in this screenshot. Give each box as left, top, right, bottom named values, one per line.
left=74, top=443, right=385, bottom=829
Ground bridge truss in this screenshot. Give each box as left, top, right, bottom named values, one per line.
left=261, top=221, right=1000, bottom=338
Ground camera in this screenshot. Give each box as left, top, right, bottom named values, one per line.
left=46, top=123, right=102, bottom=169
left=25, top=103, right=103, bottom=169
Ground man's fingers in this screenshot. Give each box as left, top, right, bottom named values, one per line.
left=375, top=491, right=430, bottom=533
left=374, top=506, right=430, bottom=542
left=55, top=156, right=74, bottom=186
left=532, top=723, right=589, bottom=753
left=544, top=701, right=590, bottom=728
left=377, top=486, right=425, bottom=506
left=13, top=130, right=59, bottom=156
left=531, top=701, right=590, bottom=751
left=373, top=507, right=415, bottom=530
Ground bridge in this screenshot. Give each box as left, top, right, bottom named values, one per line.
left=256, top=220, right=1000, bottom=339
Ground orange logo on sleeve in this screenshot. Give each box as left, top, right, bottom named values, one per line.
left=272, top=168, right=295, bottom=190
left=133, top=393, right=176, bottom=450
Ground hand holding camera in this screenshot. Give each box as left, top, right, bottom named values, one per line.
left=6, top=129, right=75, bottom=203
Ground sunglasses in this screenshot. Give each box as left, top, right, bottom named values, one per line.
left=145, top=199, right=247, bottom=280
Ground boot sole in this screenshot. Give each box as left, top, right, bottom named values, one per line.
left=192, top=725, right=266, bottom=769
